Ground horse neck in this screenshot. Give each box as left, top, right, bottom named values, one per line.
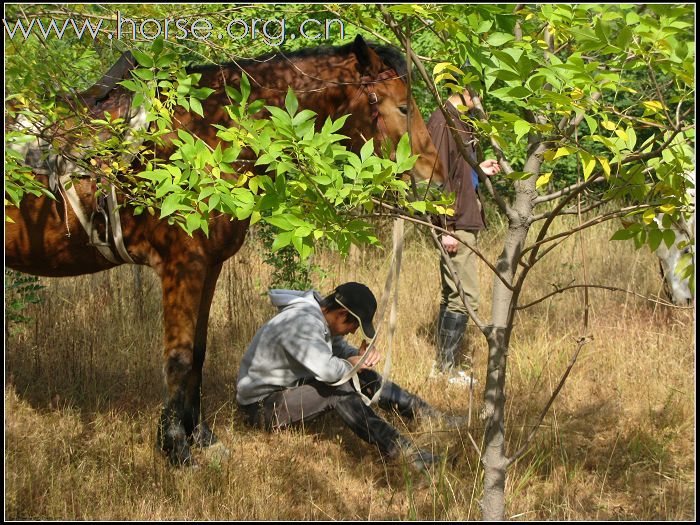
left=222, top=54, right=362, bottom=122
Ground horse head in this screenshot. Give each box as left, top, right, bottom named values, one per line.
left=344, top=35, right=445, bottom=185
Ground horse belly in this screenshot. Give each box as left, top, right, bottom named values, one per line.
left=5, top=197, right=117, bottom=277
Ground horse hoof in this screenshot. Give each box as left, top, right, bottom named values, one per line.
left=202, top=441, right=230, bottom=465
left=168, top=444, right=195, bottom=467
left=157, top=429, right=194, bottom=467
left=191, top=422, right=219, bottom=449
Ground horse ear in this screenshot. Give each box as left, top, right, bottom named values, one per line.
left=353, top=34, right=382, bottom=77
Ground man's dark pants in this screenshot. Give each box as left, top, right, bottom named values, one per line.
left=238, top=370, right=424, bottom=456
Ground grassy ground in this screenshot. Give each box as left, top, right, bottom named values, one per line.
left=4, top=216, right=695, bottom=520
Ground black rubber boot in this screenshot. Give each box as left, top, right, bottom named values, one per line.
left=389, top=435, right=443, bottom=472
left=356, top=370, right=430, bottom=420
left=362, top=371, right=467, bottom=430
left=436, top=304, right=446, bottom=345
left=436, top=310, right=468, bottom=372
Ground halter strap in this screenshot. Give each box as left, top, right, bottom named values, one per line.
left=360, top=69, right=399, bottom=119
left=360, top=69, right=400, bottom=145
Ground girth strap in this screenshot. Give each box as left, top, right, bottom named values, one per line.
left=58, top=172, right=121, bottom=264
left=107, top=182, right=135, bottom=263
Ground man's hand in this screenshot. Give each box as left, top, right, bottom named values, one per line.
left=441, top=233, right=460, bottom=255
left=479, top=159, right=501, bottom=177
left=347, top=340, right=380, bottom=370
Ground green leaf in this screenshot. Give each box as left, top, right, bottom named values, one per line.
left=240, top=72, right=251, bottom=101
left=132, top=49, right=154, bottom=68
left=160, top=193, right=180, bottom=218
left=265, top=215, right=294, bottom=230
left=119, top=79, right=140, bottom=92
left=294, top=225, right=312, bottom=238
left=186, top=213, right=202, bottom=234
left=151, top=36, right=164, bottom=56
left=190, top=97, right=203, bottom=117
left=411, top=201, right=427, bottom=213
left=648, top=228, right=663, bottom=252
left=580, top=150, right=596, bottom=180
left=225, top=85, right=242, bottom=104
left=513, top=119, right=531, bottom=143
left=487, top=32, right=515, bottom=47
left=284, top=88, right=298, bottom=117
left=395, top=134, right=411, bottom=167
left=271, top=231, right=294, bottom=252
left=610, top=228, right=636, bottom=241
left=360, top=139, right=374, bottom=162
left=584, top=115, right=598, bottom=133
left=155, top=53, right=175, bottom=68
left=625, top=126, right=637, bottom=150
left=133, top=68, right=154, bottom=81
left=662, top=229, right=676, bottom=249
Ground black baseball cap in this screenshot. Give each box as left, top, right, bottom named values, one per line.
left=334, top=282, right=377, bottom=340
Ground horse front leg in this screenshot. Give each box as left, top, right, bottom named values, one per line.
left=189, top=262, right=223, bottom=449
left=157, top=261, right=206, bottom=466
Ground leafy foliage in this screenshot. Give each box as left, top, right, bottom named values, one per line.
left=5, top=29, right=452, bottom=259
left=336, top=4, right=695, bottom=289
left=257, top=221, right=326, bottom=290
left=5, top=270, right=46, bottom=326
left=4, top=4, right=694, bottom=272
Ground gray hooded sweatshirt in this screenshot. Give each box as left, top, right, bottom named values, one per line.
left=236, top=289, right=359, bottom=405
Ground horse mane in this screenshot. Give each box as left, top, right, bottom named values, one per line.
left=186, top=40, right=408, bottom=78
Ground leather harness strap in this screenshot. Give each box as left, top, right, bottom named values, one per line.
left=360, top=68, right=400, bottom=143
left=330, top=218, right=404, bottom=406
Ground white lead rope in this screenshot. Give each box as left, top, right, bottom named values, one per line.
left=330, top=218, right=405, bottom=406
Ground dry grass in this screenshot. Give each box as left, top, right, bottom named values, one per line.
left=4, top=215, right=695, bottom=520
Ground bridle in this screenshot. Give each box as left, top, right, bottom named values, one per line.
left=360, top=68, right=401, bottom=144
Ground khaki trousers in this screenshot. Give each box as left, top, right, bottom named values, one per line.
left=439, top=229, right=479, bottom=315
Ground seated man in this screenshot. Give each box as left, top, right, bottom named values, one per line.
left=236, top=282, right=465, bottom=471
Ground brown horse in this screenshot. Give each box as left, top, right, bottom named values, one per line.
left=5, top=35, right=445, bottom=465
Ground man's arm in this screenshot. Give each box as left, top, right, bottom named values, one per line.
left=331, top=336, right=358, bottom=359
left=283, top=317, right=353, bottom=383
left=333, top=337, right=380, bottom=370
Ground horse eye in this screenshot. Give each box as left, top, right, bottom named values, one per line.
left=399, top=105, right=408, bottom=115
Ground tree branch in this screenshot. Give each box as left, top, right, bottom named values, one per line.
left=530, top=199, right=608, bottom=222
left=506, top=336, right=592, bottom=467
left=533, top=174, right=605, bottom=204
left=377, top=4, right=514, bottom=220
left=515, top=283, right=693, bottom=310
left=363, top=199, right=516, bottom=292
left=520, top=203, right=655, bottom=260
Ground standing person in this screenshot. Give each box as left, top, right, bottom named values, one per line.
left=236, top=282, right=466, bottom=471
left=426, top=85, right=501, bottom=386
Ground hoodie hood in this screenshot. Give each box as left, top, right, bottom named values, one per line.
left=269, top=289, right=322, bottom=311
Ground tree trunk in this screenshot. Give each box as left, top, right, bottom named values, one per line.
left=480, top=325, right=509, bottom=520
left=480, top=175, right=536, bottom=520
